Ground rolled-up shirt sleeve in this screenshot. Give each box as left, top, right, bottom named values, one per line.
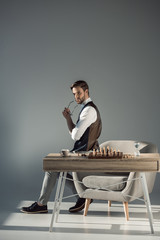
left=71, top=106, right=97, bottom=141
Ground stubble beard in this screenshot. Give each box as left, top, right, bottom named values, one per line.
left=77, top=95, right=85, bottom=104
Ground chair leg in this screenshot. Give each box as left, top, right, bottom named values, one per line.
left=123, top=202, right=129, bottom=221
left=108, top=200, right=111, bottom=208
left=84, top=198, right=91, bottom=216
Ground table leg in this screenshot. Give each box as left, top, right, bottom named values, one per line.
left=55, top=172, right=67, bottom=222
left=140, top=172, right=154, bottom=234
left=49, top=172, right=64, bottom=232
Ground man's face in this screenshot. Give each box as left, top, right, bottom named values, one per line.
left=72, top=86, right=89, bottom=104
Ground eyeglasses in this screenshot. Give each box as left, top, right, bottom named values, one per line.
left=67, top=101, right=78, bottom=115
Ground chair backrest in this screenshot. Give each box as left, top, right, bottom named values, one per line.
left=100, top=140, right=158, bottom=202
left=100, top=140, right=157, bottom=154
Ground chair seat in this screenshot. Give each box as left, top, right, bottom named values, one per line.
left=82, top=175, right=128, bottom=191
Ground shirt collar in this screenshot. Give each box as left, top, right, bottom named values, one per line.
left=81, top=97, right=92, bottom=107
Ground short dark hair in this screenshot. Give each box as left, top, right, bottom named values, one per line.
left=70, top=80, right=89, bottom=92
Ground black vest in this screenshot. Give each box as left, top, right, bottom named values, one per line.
left=71, top=101, right=102, bottom=152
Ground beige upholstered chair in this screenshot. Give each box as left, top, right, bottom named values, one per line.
left=72, top=140, right=158, bottom=220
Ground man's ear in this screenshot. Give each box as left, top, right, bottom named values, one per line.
left=85, top=89, right=89, bottom=95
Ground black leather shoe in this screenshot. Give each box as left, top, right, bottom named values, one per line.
left=69, top=198, right=93, bottom=213
left=21, top=202, right=48, bottom=214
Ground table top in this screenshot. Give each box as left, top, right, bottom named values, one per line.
left=43, top=153, right=160, bottom=172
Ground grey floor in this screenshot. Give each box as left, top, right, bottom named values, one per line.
left=0, top=201, right=160, bottom=240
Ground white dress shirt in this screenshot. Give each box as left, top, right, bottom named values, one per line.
left=71, top=98, right=97, bottom=141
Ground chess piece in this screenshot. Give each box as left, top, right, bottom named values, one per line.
left=107, top=146, right=109, bottom=156
left=103, top=147, right=106, bottom=156
left=93, top=149, right=96, bottom=157
left=110, top=147, right=113, bottom=156
left=113, top=149, right=116, bottom=157
left=117, top=149, right=120, bottom=157
left=99, top=147, right=102, bottom=155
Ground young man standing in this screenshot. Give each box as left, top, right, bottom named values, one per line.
left=21, top=80, right=102, bottom=213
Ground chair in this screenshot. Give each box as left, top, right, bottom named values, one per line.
left=72, top=140, right=158, bottom=220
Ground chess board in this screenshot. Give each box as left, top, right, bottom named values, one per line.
left=88, top=147, right=124, bottom=159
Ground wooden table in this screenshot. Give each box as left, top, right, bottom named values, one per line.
left=43, top=153, right=160, bottom=172
left=43, top=153, right=160, bottom=233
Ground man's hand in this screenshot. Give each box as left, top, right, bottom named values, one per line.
left=62, top=107, right=75, bottom=132
left=62, top=108, right=71, bottom=119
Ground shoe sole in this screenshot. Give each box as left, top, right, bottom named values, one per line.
left=69, top=203, right=85, bottom=213
left=20, top=209, right=48, bottom=214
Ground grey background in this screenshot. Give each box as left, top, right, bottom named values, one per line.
left=1, top=0, right=160, bottom=210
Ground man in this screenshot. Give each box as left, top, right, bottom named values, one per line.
left=21, top=80, right=102, bottom=213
